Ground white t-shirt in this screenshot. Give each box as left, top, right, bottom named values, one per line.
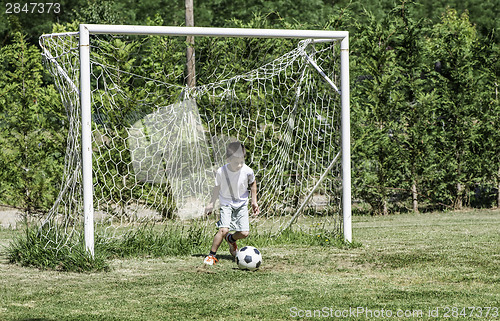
left=215, top=164, right=255, bottom=208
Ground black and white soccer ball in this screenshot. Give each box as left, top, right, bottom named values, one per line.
left=236, top=246, right=262, bottom=271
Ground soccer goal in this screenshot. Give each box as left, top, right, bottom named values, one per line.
left=39, top=24, right=351, bottom=256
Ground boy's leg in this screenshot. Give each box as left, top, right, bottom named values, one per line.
left=225, top=232, right=238, bottom=257
left=204, top=206, right=232, bottom=265
left=226, top=230, right=249, bottom=257
left=231, top=230, right=249, bottom=240
left=211, top=228, right=229, bottom=253
left=203, top=228, right=228, bottom=265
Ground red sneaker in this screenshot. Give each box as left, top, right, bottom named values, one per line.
left=225, top=233, right=237, bottom=257
left=203, top=255, right=218, bottom=266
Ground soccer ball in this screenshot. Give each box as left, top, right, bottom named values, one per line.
left=236, top=246, right=262, bottom=271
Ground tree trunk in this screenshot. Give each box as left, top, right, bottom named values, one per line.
left=185, top=0, right=195, bottom=88
left=412, top=180, right=419, bottom=213
left=382, top=198, right=388, bottom=216
left=497, top=166, right=500, bottom=208
left=497, top=181, right=500, bottom=209
left=455, top=182, right=463, bottom=210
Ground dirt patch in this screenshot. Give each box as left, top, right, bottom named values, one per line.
left=0, top=209, right=23, bottom=228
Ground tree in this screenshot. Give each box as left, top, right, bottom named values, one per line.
left=349, top=1, right=444, bottom=214
left=426, top=9, right=486, bottom=209
left=0, top=32, right=65, bottom=214
left=382, top=2, right=435, bottom=213
left=471, top=35, right=500, bottom=208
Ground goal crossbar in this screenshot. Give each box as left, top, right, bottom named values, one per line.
left=78, top=24, right=352, bottom=256
left=81, top=24, right=348, bottom=40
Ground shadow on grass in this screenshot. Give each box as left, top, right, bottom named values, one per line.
left=191, top=253, right=234, bottom=262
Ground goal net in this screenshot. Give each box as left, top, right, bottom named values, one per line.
left=39, top=25, right=350, bottom=254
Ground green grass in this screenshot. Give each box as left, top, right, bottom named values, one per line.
left=4, top=221, right=355, bottom=272
left=0, top=209, right=499, bottom=320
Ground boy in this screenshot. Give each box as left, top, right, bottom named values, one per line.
left=203, top=142, right=259, bottom=265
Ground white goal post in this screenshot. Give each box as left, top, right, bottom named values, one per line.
left=41, top=24, right=352, bottom=256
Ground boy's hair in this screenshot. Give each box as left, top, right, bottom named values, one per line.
left=226, top=142, right=246, bottom=159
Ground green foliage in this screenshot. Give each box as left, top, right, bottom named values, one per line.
left=337, top=0, right=499, bottom=43
left=73, top=0, right=122, bottom=25
left=473, top=39, right=500, bottom=208
left=1, top=0, right=498, bottom=217
left=2, top=0, right=497, bottom=47
left=350, top=2, right=498, bottom=213
left=425, top=9, right=493, bottom=209
left=351, top=4, right=421, bottom=214
left=0, top=32, right=65, bottom=213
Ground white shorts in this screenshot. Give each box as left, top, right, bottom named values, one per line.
left=216, top=204, right=250, bottom=232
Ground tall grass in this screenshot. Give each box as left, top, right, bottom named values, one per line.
left=6, top=225, right=109, bottom=272
left=102, top=222, right=213, bottom=258
left=5, top=221, right=355, bottom=272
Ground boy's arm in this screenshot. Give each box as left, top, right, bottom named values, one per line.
left=250, top=180, right=259, bottom=216
left=205, top=185, right=220, bottom=215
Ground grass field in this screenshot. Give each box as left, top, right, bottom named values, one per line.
left=1, top=209, right=499, bottom=320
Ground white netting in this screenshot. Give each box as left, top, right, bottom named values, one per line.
left=39, top=30, right=343, bottom=251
